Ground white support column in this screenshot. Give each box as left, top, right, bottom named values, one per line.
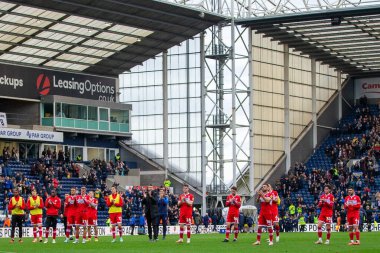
left=231, top=0, right=237, bottom=186
left=200, top=32, right=207, bottom=215
left=248, top=27, right=254, bottom=194
left=163, top=51, right=169, bottom=180
left=338, top=70, right=342, bottom=120
left=311, top=58, right=317, bottom=150
left=284, top=44, right=291, bottom=174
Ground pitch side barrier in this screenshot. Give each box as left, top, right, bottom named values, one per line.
left=0, top=224, right=379, bottom=238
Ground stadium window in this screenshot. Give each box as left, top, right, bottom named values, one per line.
left=110, top=109, right=129, bottom=123
left=43, top=103, right=53, bottom=118
left=88, top=106, right=98, bottom=121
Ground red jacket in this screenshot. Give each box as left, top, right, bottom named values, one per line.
left=45, top=196, right=61, bottom=216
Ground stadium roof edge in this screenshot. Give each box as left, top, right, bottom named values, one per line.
left=236, top=4, right=380, bottom=76
left=0, top=0, right=227, bottom=77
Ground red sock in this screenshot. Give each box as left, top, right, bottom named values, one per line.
left=66, top=226, right=71, bottom=238
left=38, top=227, right=42, bottom=238
left=275, top=224, right=280, bottom=237
left=349, top=232, right=354, bottom=240
left=83, top=233, right=87, bottom=239
left=45, top=229, right=49, bottom=239
left=234, top=227, right=239, bottom=239
left=179, top=227, right=184, bottom=239
left=225, top=229, right=230, bottom=239
left=33, top=227, right=37, bottom=239
left=257, top=227, right=262, bottom=242
left=327, top=228, right=331, bottom=240
left=268, top=227, right=274, bottom=242
left=355, top=231, right=360, bottom=241
left=119, top=228, right=123, bottom=238
left=317, top=227, right=322, bottom=239
left=112, top=227, right=116, bottom=239
left=187, top=225, right=191, bottom=239
left=53, top=229, right=56, bottom=240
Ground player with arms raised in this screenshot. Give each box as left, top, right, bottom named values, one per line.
left=268, top=184, right=280, bottom=243
left=223, top=186, right=241, bottom=242
left=315, top=185, right=334, bottom=245
left=253, top=184, right=274, bottom=246
left=345, top=187, right=361, bottom=245
left=106, top=186, right=124, bottom=243
left=176, top=184, right=194, bottom=244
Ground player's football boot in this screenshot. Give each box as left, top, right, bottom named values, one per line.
left=222, top=239, right=229, bottom=242
left=315, top=240, right=323, bottom=244
left=94, top=238, right=99, bottom=242
left=73, top=239, right=79, bottom=244
left=111, top=239, right=116, bottom=243
left=187, top=239, right=191, bottom=244
left=87, top=238, right=92, bottom=242
left=354, top=241, right=360, bottom=245
left=176, top=239, right=183, bottom=243
left=276, top=236, right=280, bottom=243
left=64, top=238, right=69, bottom=243
left=32, top=238, right=37, bottom=243
left=82, top=239, right=86, bottom=244
left=252, top=241, right=261, bottom=246
left=233, top=238, right=237, bottom=242
left=324, top=240, right=330, bottom=245
left=9, top=239, right=14, bottom=244
left=39, top=237, right=43, bottom=242
left=44, top=239, right=48, bottom=244
left=18, top=239, right=23, bottom=243
left=52, top=239, right=56, bottom=244
left=119, top=237, right=123, bottom=243
left=268, top=241, right=273, bottom=246
left=348, top=242, right=355, bottom=246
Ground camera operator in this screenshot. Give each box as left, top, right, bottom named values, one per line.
left=142, top=185, right=159, bottom=242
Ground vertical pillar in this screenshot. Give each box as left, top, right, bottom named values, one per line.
left=231, top=0, right=237, bottom=186
left=311, top=58, right=317, bottom=149
left=163, top=51, right=169, bottom=180
left=200, top=32, right=207, bottom=215
left=186, top=40, right=191, bottom=176
left=248, top=27, right=254, bottom=194
left=284, top=44, right=291, bottom=174
left=338, top=70, right=342, bottom=120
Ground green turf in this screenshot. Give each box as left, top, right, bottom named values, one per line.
left=0, top=232, right=379, bottom=253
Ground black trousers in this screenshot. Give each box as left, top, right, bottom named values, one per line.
left=46, top=216, right=58, bottom=229
left=11, top=215, right=24, bottom=239
left=146, top=215, right=159, bottom=240
left=130, top=225, right=135, bottom=235
left=158, top=214, right=167, bottom=237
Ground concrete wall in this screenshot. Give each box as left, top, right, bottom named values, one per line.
left=0, top=99, right=39, bottom=125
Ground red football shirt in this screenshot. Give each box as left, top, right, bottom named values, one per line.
left=65, top=195, right=76, bottom=215
left=226, top=194, right=241, bottom=215
left=179, top=193, right=194, bottom=216
left=270, top=190, right=279, bottom=213
left=75, top=194, right=90, bottom=212
left=45, top=196, right=61, bottom=216
left=259, top=192, right=272, bottom=215
left=318, top=193, right=334, bottom=216
left=88, top=197, right=98, bottom=218
left=344, top=195, right=361, bottom=217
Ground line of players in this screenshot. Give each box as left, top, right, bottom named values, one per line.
left=251, top=183, right=362, bottom=246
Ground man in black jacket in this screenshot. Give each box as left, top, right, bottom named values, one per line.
left=142, top=185, right=159, bottom=241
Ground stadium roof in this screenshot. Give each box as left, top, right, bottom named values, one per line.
left=237, top=4, right=380, bottom=76
left=0, top=0, right=226, bottom=77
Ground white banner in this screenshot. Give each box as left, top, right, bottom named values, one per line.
left=0, top=224, right=379, bottom=238
left=0, top=128, right=63, bottom=142
left=0, top=112, right=7, bottom=128
left=355, top=77, right=380, bottom=99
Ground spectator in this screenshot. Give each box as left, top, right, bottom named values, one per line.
left=203, top=213, right=210, bottom=231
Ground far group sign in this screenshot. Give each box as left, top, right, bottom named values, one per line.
left=0, top=63, right=116, bottom=101
left=355, top=77, right=380, bottom=99
left=0, top=128, right=63, bottom=143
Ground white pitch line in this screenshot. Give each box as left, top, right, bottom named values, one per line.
left=0, top=251, right=17, bottom=253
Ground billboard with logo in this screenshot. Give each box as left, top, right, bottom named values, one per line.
left=355, top=77, right=380, bottom=99
left=0, top=63, right=116, bottom=101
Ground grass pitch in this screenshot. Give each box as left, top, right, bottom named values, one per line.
left=0, top=232, right=379, bottom=253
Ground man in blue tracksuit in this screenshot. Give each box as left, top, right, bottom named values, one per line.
left=158, top=188, right=169, bottom=239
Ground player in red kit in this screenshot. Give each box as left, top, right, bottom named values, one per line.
left=223, top=186, right=241, bottom=242
left=345, top=187, right=361, bottom=245
left=268, top=184, right=280, bottom=243
left=74, top=186, right=90, bottom=244
left=176, top=184, right=194, bottom=244
left=27, top=189, right=44, bottom=242
left=315, top=185, right=334, bottom=245
left=44, top=189, right=61, bottom=244
left=253, top=184, right=274, bottom=246
left=64, top=188, right=77, bottom=243
left=87, top=191, right=99, bottom=242
left=106, top=186, right=124, bottom=243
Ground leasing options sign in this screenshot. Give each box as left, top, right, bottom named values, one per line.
left=355, top=77, right=380, bottom=99
left=0, top=63, right=116, bottom=101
